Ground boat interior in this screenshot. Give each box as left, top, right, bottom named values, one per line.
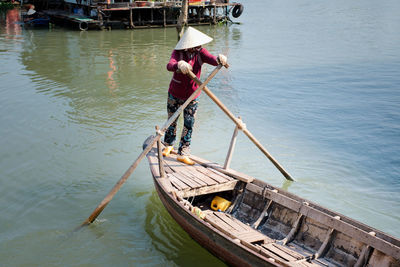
left=147, top=145, right=400, bottom=267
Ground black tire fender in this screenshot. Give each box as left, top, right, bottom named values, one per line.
left=232, top=4, right=243, bottom=18
left=79, top=21, right=88, bottom=31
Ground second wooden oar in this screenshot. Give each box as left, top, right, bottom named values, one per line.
left=80, top=65, right=223, bottom=227
left=187, top=70, right=294, bottom=181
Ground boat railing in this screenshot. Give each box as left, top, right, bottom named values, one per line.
left=154, top=65, right=294, bottom=182
left=82, top=63, right=293, bottom=226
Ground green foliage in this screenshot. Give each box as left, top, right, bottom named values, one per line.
left=217, top=17, right=229, bottom=25
left=0, top=2, right=15, bottom=10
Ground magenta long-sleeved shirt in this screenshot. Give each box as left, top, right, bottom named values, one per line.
left=166, top=48, right=218, bottom=100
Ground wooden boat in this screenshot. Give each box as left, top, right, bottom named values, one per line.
left=144, top=137, right=400, bottom=266
left=139, top=66, right=400, bottom=266
left=22, top=16, right=50, bottom=27
left=77, top=63, right=398, bottom=266
left=84, top=65, right=399, bottom=265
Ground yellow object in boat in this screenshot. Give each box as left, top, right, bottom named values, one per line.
left=162, top=146, right=173, bottom=157
left=211, top=196, right=231, bottom=212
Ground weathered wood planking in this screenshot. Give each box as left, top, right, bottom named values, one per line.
left=205, top=212, right=239, bottom=238
left=187, top=154, right=255, bottom=183
left=173, top=171, right=203, bottom=188
left=207, top=167, right=234, bottom=181
left=207, top=212, right=313, bottom=260
left=164, top=165, right=174, bottom=174
left=213, top=212, right=249, bottom=232
left=260, top=243, right=300, bottom=262
left=206, top=212, right=266, bottom=244
left=167, top=173, right=189, bottom=190
left=168, top=150, right=254, bottom=183
left=245, top=182, right=400, bottom=261
left=162, top=154, right=239, bottom=198
left=236, top=231, right=267, bottom=244
left=178, top=168, right=209, bottom=187
left=194, top=165, right=229, bottom=184
left=181, top=180, right=237, bottom=198
left=163, top=155, right=230, bottom=185
left=184, top=168, right=219, bottom=186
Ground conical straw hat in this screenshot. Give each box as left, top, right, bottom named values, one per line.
left=175, top=27, right=213, bottom=50
left=27, top=9, right=36, bottom=15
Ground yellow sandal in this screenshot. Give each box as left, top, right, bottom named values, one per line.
left=162, top=146, right=174, bottom=157
left=177, top=155, right=195, bottom=165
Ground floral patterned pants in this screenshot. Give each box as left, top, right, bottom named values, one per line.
left=164, top=93, right=199, bottom=155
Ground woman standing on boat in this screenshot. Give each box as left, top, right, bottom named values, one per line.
left=163, top=27, right=228, bottom=165
left=24, top=4, right=38, bottom=22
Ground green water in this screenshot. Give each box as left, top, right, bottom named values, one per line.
left=1, top=0, right=399, bottom=265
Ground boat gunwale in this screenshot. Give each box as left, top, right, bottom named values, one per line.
left=249, top=179, right=400, bottom=249
left=189, top=154, right=400, bottom=258
left=244, top=182, right=400, bottom=260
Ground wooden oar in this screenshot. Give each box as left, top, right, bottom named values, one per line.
left=187, top=70, right=295, bottom=181
left=80, top=64, right=224, bottom=227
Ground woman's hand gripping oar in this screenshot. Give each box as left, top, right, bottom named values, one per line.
left=186, top=69, right=295, bottom=181
left=78, top=64, right=224, bottom=229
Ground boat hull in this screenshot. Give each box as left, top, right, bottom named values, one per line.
left=144, top=139, right=400, bottom=267
left=153, top=177, right=278, bottom=267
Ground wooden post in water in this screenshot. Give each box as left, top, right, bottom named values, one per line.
left=213, top=4, right=216, bottom=24
left=129, top=7, right=134, bottom=29
left=163, top=6, right=166, bottom=27
left=97, top=6, right=104, bottom=28
left=176, top=0, right=188, bottom=40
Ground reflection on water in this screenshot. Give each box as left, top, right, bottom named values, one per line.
left=107, top=49, right=117, bottom=93
left=18, top=29, right=177, bottom=133
left=4, top=8, right=21, bottom=37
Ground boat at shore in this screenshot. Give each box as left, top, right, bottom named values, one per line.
left=144, top=138, right=400, bottom=266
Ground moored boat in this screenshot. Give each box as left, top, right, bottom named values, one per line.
left=144, top=140, right=400, bottom=266
left=24, top=16, right=50, bottom=27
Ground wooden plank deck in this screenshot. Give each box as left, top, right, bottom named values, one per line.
left=204, top=211, right=271, bottom=244
left=162, top=153, right=238, bottom=198
left=202, top=210, right=329, bottom=266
